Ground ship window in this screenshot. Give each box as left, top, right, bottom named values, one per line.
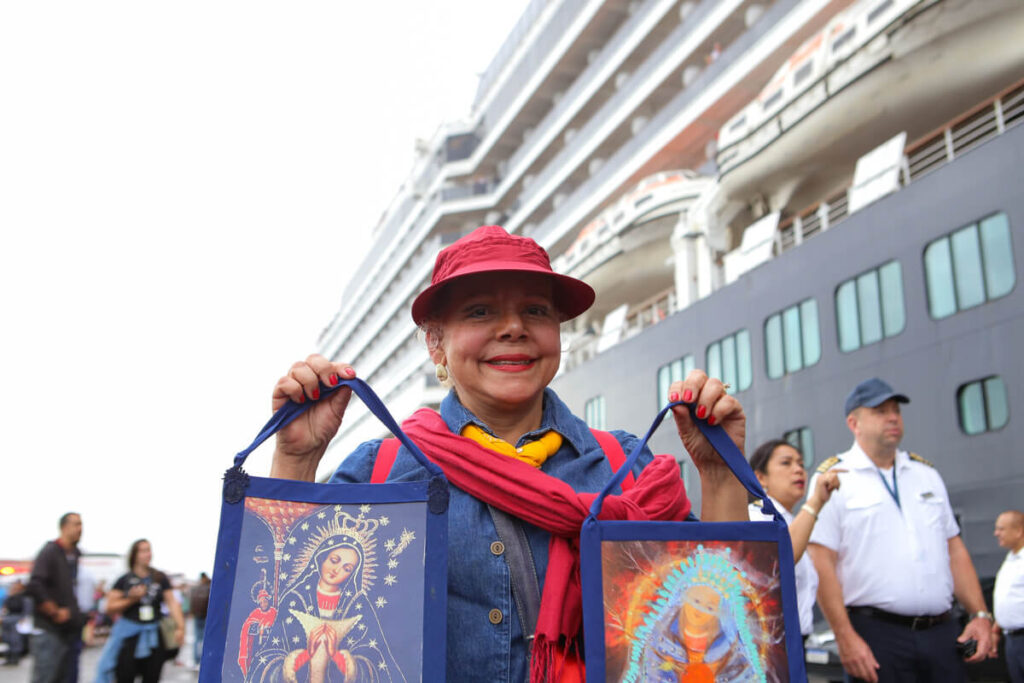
left=706, top=329, right=752, bottom=393
left=658, top=355, right=695, bottom=409
left=793, top=62, right=813, bottom=87
left=783, top=427, right=814, bottom=469
left=832, top=28, right=855, bottom=54
left=765, top=298, right=821, bottom=378
left=957, top=376, right=1009, bottom=435
left=762, top=90, right=783, bottom=112
left=728, top=115, right=747, bottom=132
left=867, top=0, right=894, bottom=25
left=924, top=212, right=1015, bottom=319
left=585, top=395, right=606, bottom=430
left=835, top=260, right=905, bottom=352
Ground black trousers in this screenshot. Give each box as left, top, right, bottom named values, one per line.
left=115, top=634, right=165, bottom=683
left=845, top=611, right=966, bottom=683
left=1006, top=631, right=1024, bottom=683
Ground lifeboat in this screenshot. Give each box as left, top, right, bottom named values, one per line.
left=714, top=0, right=1024, bottom=219
left=553, top=170, right=714, bottom=321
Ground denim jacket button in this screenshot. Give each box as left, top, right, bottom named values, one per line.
left=488, top=608, right=503, bottom=624
left=490, top=541, right=505, bottom=556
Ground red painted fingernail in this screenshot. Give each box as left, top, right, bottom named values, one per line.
left=297, top=394, right=305, bottom=404
left=683, top=389, right=693, bottom=402
left=311, top=388, right=320, bottom=400
left=669, top=392, right=679, bottom=402
left=697, top=405, right=707, bottom=419
left=346, top=367, right=355, bottom=377
left=329, top=374, right=338, bottom=386
left=708, top=415, right=717, bottom=426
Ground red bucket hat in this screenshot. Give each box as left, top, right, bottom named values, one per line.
left=411, top=225, right=595, bottom=325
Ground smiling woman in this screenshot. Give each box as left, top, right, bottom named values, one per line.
left=267, top=224, right=751, bottom=683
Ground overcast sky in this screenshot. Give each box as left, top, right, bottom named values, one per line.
left=0, top=1, right=528, bottom=577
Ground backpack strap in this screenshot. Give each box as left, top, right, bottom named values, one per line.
left=590, top=429, right=635, bottom=492
left=371, top=437, right=401, bottom=483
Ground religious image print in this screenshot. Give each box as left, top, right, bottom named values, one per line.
left=223, top=497, right=426, bottom=682
left=600, top=540, right=789, bottom=683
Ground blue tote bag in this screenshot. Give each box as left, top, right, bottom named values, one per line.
left=581, top=402, right=806, bottom=682
left=201, top=378, right=447, bottom=682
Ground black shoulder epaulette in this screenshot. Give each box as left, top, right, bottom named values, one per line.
left=909, top=452, right=935, bottom=468
left=816, top=456, right=841, bottom=473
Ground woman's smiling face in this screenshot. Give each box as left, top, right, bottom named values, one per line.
left=319, top=547, right=359, bottom=588
left=431, top=272, right=562, bottom=420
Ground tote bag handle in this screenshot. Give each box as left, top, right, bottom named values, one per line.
left=588, top=401, right=782, bottom=521
left=231, top=378, right=445, bottom=481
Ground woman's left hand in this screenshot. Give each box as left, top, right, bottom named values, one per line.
left=669, top=370, right=746, bottom=474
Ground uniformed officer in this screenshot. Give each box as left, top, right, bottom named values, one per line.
left=807, top=378, right=995, bottom=683
left=993, top=509, right=1024, bottom=683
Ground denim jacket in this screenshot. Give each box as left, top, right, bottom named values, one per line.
left=330, top=388, right=655, bottom=682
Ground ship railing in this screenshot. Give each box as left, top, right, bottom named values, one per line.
left=518, top=0, right=742, bottom=241
left=905, top=77, right=1024, bottom=183
left=776, top=190, right=848, bottom=253
left=624, top=287, right=677, bottom=337
left=563, top=287, right=677, bottom=371
left=530, top=0, right=768, bottom=248
left=326, top=186, right=449, bottom=360
left=320, top=191, right=419, bottom=348
left=478, top=1, right=594, bottom=141
left=473, top=0, right=551, bottom=114
left=337, top=237, right=438, bottom=366
left=776, top=77, right=1024, bottom=258
left=501, top=0, right=670, bottom=189
left=440, top=177, right=501, bottom=202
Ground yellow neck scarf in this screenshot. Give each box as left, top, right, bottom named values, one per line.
left=461, top=424, right=563, bottom=468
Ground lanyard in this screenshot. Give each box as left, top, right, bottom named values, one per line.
left=876, top=466, right=900, bottom=509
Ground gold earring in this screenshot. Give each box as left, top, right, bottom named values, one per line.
left=435, top=364, right=449, bottom=383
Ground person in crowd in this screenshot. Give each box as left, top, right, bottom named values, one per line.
left=269, top=224, right=749, bottom=682
left=994, top=509, right=1024, bottom=683
left=66, top=562, right=98, bottom=683
left=748, top=439, right=841, bottom=640
left=1, top=579, right=30, bottom=666
left=807, top=378, right=995, bottom=683
left=188, top=573, right=210, bottom=669
left=27, top=512, right=84, bottom=683
left=91, top=581, right=112, bottom=640
left=96, top=539, right=184, bottom=683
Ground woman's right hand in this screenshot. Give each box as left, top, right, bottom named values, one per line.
left=270, top=354, right=356, bottom=481
left=807, top=468, right=843, bottom=512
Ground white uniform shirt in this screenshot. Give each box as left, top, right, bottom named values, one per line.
left=808, top=443, right=960, bottom=616
left=994, top=548, right=1024, bottom=630
left=749, top=496, right=819, bottom=635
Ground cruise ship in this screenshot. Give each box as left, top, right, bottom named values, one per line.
left=317, top=0, right=1024, bottom=594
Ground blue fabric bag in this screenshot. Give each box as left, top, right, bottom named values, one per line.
left=581, top=402, right=806, bottom=682
left=201, top=378, right=447, bottom=682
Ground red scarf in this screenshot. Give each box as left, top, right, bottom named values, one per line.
left=400, top=409, right=691, bottom=682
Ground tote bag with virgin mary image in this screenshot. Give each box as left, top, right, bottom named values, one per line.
left=580, top=402, right=806, bottom=682
left=202, top=379, right=448, bottom=683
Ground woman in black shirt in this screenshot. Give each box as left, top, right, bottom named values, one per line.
left=104, top=539, right=184, bottom=683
